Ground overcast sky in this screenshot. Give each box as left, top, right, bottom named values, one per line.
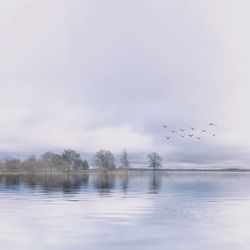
left=0, top=0, right=250, bottom=164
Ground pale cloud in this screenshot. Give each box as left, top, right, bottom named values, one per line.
left=0, top=0, right=250, bottom=163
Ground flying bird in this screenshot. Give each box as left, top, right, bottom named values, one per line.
left=207, top=123, right=218, bottom=126
left=166, top=136, right=171, bottom=140
left=162, top=124, right=168, bottom=128
left=170, top=130, right=177, bottom=133
left=211, top=133, right=218, bottom=137
left=180, top=128, right=185, bottom=132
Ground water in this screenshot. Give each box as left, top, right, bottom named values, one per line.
left=0, top=172, right=250, bottom=250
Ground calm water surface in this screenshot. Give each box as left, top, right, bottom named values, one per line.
left=0, top=172, right=250, bottom=250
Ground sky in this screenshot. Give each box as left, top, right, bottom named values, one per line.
left=0, top=0, right=250, bottom=165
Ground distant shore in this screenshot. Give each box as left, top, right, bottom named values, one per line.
left=0, top=168, right=250, bottom=175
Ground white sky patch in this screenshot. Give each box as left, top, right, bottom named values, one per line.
left=0, top=0, right=34, bottom=25
left=84, top=126, right=152, bottom=153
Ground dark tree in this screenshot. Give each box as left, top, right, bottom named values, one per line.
left=82, top=160, right=89, bottom=170
left=73, top=158, right=89, bottom=170
left=147, top=152, right=162, bottom=171
left=41, top=151, right=67, bottom=171
left=4, top=158, right=21, bottom=171
left=94, top=150, right=116, bottom=170
left=120, top=150, right=129, bottom=169
left=62, top=149, right=81, bottom=170
left=22, top=155, right=41, bottom=172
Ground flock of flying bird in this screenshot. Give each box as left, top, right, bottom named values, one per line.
left=162, top=123, right=219, bottom=140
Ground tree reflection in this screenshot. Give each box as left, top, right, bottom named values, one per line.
left=0, top=174, right=89, bottom=193
left=0, top=172, right=163, bottom=194
left=92, top=173, right=116, bottom=194
left=149, top=172, right=162, bottom=193
left=1, top=175, right=21, bottom=188
left=120, top=173, right=129, bottom=193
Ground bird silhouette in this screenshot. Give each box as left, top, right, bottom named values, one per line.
left=170, top=130, right=177, bottom=133
left=161, top=122, right=220, bottom=142
left=207, top=123, right=218, bottom=127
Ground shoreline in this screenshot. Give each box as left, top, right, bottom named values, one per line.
left=0, top=168, right=250, bottom=175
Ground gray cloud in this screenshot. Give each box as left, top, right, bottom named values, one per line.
left=0, top=0, right=249, bottom=165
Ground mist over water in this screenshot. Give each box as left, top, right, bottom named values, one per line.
left=0, top=172, right=250, bottom=249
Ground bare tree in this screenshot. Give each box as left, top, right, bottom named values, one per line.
left=120, top=150, right=129, bottom=169
left=62, top=149, right=81, bottom=170
left=147, top=152, right=162, bottom=171
left=42, top=151, right=61, bottom=164
left=81, top=160, right=89, bottom=170
left=94, top=150, right=116, bottom=170
left=4, top=158, right=21, bottom=171
left=41, top=151, right=67, bottom=171
left=22, top=155, right=41, bottom=172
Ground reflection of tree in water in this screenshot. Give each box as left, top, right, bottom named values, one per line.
left=0, top=175, right=21, bottom=188
left=92, top=173, right=116, bottom=194
left=61, top=174, right=89, bottom=194
left=149, top=172, right=162, bottom=193
left=119, top=173, right=129, bottom=193
left=0, top=174, right=89, bottom=193
left=0, top=174, right=128, bottom=194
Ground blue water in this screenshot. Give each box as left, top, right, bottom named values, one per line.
left=0, top=172, right=250, bottom=250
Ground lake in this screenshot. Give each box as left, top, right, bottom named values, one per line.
left=0, top=171, right=250, bottom=249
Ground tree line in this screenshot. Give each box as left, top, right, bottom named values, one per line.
left=0, top=149, right=162, bottom=172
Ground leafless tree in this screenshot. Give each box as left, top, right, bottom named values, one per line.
left=120, top=150, right=129, bottom=169
left=22, top=155, right=41, bottom=172
left=4, top=158, right=21, bottom=171
left=41, top=151, right=67, bottom=171
left=94, top=150, right=116, bottom=170
left=62, top=149, right=81, bottom=170
left=147, top=152, right=162, bottom=171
